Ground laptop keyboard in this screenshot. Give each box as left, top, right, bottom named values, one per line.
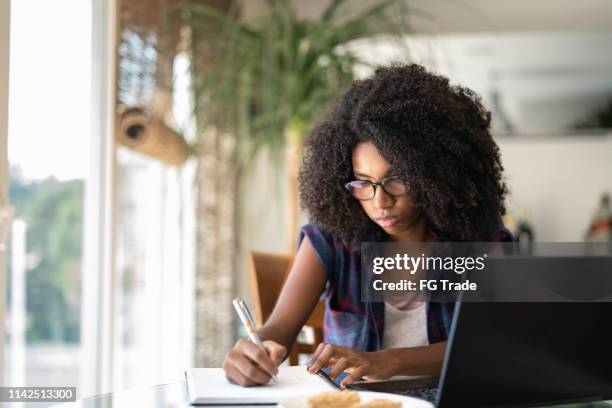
left=393, top=387, right=439, bottom=403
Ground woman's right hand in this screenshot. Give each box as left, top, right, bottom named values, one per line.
left=223, top=339, right=287, bottom=386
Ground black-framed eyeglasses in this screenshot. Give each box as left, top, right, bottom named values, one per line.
left=344, top=175, right=407, bottom=201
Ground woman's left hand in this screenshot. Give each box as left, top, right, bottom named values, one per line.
left=306, top=343, right=397, bottom=387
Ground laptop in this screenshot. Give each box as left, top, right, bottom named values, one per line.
left=436, top=301, right=612, bottom=407
left=353, top=256, right=612, bottom=407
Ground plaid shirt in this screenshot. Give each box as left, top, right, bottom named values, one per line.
left=298, top=221, right=513, bottom=351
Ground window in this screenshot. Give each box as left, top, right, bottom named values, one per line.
left=112, top=50, right=196, bottom=391
left=4, top=1, right=196, bottom=398
left=4, top=0, right=92, bottom=399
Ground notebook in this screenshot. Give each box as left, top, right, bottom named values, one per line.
left=185, top=366, right=336, bottom=405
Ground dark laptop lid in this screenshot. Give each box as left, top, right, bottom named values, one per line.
left=437, top=260, right=612, bottom=407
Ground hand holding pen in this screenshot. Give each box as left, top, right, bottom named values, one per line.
left=227, top=298, right=284, bottom=386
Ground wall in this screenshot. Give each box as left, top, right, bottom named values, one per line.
left=497, top=134, right=612, bottom=242
left=236, top=148, right=292, bottom=311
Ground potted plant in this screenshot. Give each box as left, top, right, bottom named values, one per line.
left=179, top=0, right=408, bottom=250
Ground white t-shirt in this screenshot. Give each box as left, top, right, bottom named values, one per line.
left=382, top=302, right=429, bottom=349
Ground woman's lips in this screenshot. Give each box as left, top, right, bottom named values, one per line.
left=376, top=216, right=399, bottom=227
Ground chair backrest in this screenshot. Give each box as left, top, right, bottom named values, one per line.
left=247, top=250, right=325, bottom=365
left=246, top=251, right=293, bottom=326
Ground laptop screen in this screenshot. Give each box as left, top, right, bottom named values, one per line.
left=438, top=300, right=612, bottom=407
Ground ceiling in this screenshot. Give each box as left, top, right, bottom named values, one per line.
left=243, top=0, right=612, bottom=33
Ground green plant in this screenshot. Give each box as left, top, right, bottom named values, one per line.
left=177, top=0, right=410, bottom=248
left=181, top=0, right=406, bottom=157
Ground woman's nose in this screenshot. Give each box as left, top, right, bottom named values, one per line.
left=372, top=186, right=394, bottom=209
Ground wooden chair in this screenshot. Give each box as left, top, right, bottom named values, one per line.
left=246, top=250, right=325, bottom=365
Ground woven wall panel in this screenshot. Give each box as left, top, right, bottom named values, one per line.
left=117, top=0, right=238, bottom=367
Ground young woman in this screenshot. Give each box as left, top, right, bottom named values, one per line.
left=222, top=64, right=512, bottom=387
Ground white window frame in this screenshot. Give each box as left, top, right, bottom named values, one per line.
left=80, top=0, right=118, bottom=398
left=81, top=1, right=198, bottom=396
left=0, top=0, right=11, bottom=389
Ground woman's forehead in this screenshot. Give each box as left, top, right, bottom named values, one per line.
left=351, top=141, right=392, bottom=176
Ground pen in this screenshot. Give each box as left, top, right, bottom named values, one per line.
left=232, top=298, right=279, bottom=384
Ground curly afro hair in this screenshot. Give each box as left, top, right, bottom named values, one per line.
left=298, top=64, right=508, bottom=244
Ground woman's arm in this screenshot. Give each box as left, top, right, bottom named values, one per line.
left=307, top=341, right=447, bottom=387
left=256, top=236, right=328, bottom=351
left=223, top=236, right=327, bottom=386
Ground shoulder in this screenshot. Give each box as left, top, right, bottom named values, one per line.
left=298, top=222, right=349, bottom=253
left=297, top=222, right=361, bottom=277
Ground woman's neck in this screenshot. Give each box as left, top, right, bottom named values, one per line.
left=386, top=216, right=433, bottom=310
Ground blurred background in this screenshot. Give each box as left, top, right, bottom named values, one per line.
left=1, top=0, right=611, bottom=404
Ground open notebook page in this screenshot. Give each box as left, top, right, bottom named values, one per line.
left=185, top=365, right=336, bottom=405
